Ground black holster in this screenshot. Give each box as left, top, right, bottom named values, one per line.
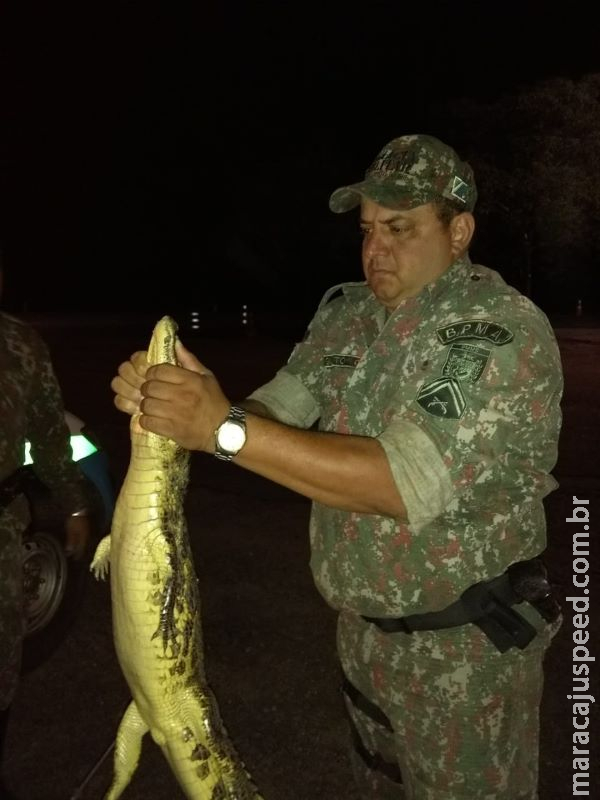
left=362, top=557, right=561, bottom=653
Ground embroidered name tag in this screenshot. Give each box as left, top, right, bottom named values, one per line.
left=322, top=354, right=360, bottom=369
left=442, top=343, right=490, bottom=383
left=416, top=377, right=466, bottom=419
left=436, top=320, right=513, bottom=346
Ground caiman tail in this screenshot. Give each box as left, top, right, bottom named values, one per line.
left=91, top=316, right=263, bottom=800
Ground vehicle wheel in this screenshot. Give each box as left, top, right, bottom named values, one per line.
left=21, top=527, right=91, bottom=673
left=19, top=416, right=113, bottom=673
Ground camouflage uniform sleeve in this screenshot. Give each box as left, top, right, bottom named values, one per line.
left=247, top=295, right=341, bottom=427
left=378, top=419, right=454, bottom=531
left=247, top=372, right=320, bottom=427
left=25, top=329, right=91, bottom=514
left=378, top=310, right=563, bottom=530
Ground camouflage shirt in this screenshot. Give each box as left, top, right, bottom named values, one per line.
left=0, top=312, right=90, bottom=535
left=249, top=256, right=563, bottom=617
left=1, top=312, right=91, bottom=707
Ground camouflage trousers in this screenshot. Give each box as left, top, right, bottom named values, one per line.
left=0, top=522, right=25, bottom=711
left=337, top=606, right=561, bottom=800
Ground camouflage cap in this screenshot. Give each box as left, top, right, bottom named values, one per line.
left=329, top=134, right=477, bottom=214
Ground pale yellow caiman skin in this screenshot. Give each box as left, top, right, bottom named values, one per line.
left=91, top=316, right=262, bottom=800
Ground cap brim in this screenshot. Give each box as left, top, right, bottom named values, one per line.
left=328, top=179, right=429, bottom=214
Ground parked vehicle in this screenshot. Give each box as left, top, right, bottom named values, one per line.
left=21, top=411, right=115, bottom=671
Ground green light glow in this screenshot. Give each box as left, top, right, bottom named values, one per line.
left=23, top=434, right=98, bottom=465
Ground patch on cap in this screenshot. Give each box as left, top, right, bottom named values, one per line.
left=369, top=149, right=418, bottom=178
left=450, top=176, right=470, bottom=205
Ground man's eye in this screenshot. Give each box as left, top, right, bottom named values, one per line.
left=390, top=225, right=410, bottom=235
left=359, top=228, right=371, bottom=238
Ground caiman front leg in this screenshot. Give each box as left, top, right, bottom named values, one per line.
left=105, top=700, right=149, bottom=800
left=91, top=535, right=112, bottom=580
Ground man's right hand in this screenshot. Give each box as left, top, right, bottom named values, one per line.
left=111, top=350, right=149, bottom=415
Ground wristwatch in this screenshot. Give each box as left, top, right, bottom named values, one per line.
left=214, top=406, right=247, bottom=461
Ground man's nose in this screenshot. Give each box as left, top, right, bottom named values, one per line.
left=364, top=228, right=389, bottom=258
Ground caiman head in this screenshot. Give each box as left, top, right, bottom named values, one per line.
left=130, top=315, right=185, bottom=455
left=148, top=315, right=179, bottom=368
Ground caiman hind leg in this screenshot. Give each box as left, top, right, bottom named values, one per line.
left=104, top=700, right=149, bottom=800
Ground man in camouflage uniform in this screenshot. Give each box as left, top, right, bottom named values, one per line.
left=112, top=135, right=563, bottom=799
left=0, top=297, right=92, bottom=798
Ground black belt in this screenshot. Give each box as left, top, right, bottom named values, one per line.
left=362, top=558, right=561, bottom=653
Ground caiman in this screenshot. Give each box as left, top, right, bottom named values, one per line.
left=91, top=316, right=262, bottom=800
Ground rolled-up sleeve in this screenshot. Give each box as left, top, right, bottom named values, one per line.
left=247, top=294, right=346, bottom=428
left=378, top=419, right=454, bottom=531
left=247, top=371, right=320, bottom=428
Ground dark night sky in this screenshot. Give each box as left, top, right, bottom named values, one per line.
left=1, top=1, right=599, bottom=315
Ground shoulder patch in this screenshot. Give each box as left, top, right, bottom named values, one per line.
left=442, top=343, right=490, bottom=383
left=416, top=377, right=466, bottom=419
left=436, top=320, right=513, bottom=346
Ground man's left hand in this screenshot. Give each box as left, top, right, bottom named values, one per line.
left=64, top=514, right=92, bottom=560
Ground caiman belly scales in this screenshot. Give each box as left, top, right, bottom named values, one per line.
left=91, top=316, right=262, bottom=800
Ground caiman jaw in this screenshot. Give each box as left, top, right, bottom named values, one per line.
left=131, top=315, right=179, bottom=437
left=148, top=315, right=179, bottom=368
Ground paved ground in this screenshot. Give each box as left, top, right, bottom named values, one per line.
left=4, top=316, right=599, bottom=799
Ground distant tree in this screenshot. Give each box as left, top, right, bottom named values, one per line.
left=431, top=74, right=600, bottom=313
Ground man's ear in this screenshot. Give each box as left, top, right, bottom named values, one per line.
left=449, top=212, right=475, bottom=257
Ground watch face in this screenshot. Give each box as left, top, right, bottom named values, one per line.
left=217, top=420, right=246, bottom=453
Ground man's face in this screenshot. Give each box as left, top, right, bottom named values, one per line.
left=360, top=198, right=468, bottom=311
